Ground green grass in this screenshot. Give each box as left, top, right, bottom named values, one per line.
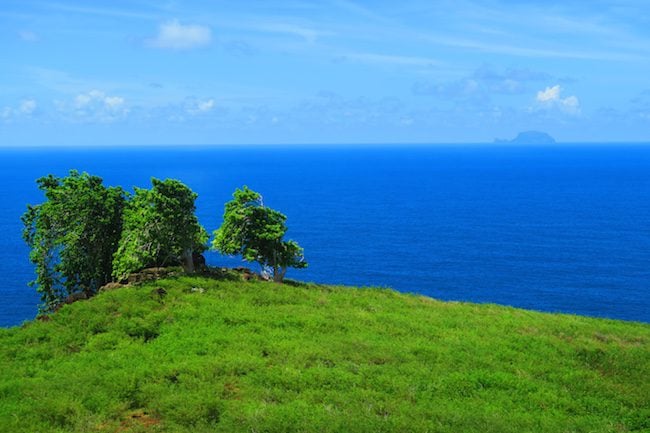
left=1, top=274, right=649, bottom=432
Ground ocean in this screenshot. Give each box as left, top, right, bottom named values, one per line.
left=1, top=144, right=649, bottom=326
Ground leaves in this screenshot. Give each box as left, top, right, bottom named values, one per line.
left=212, top=186, right=307, bottom=282
left=21, top=171, right=125, bottom=312
left=112, top=178, right=207, bottom=280
left=23, top=177, right=302, bottom=312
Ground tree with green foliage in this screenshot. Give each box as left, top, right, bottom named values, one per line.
left=22, top=171, right=125, bottom=312
left=212, top=186, right=307, bottom=283
left=112, top=178, right=208, bottom=280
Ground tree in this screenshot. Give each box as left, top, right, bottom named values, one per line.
left=112, top=178, right=208, bottom=280
left=22, top=171, right=125, bottom=312
left=212, top=186, right=307, bottom=283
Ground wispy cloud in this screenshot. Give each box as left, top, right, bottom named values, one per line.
left=323, top=0, right=650, bottom=62
left=330, top=0, right=386, bottom=22
left=38, top=2, right=158, bottom=20
left=146, top=20, right=213, bottom=50
left=254, top=22, right=333, bottom=43
left=418, top=34, right=643, bottom=62
left=414, top=66, right=550, bottom=100
left=337, top=52, right=441, bottom=67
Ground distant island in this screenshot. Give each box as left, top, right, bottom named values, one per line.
left=494, top=131, right=556, bottom=145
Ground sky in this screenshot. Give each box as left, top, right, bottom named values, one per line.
left=1, top=0, right=649, bottom=146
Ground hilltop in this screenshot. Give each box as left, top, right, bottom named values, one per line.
left=1, top=273, right=648, bottom=432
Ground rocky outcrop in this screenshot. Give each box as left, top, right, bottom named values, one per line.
left=99, top=282, right=126, bottom=292
left=99, top=267, right=181, bottom=291
left=192, top=252, right=207, bottom=269
left=122, top=267, right=183, bottom=284
left=51, top=291, right=89, bottom=312
left=232, top=266, right=261, bottom=281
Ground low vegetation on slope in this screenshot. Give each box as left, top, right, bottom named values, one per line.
left=1, top=275, right=648, bottom=433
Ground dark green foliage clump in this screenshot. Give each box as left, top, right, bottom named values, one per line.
left=112, top=178, right=208, bottom=280
left=22, top=174, right=307, bottom=313
left=0, top=276, right=648, bottom=432
left=21, top=171, right=125, bottom=312
left=213, top=186, right=307, bottom=282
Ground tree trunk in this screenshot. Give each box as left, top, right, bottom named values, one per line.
left=181, top=248, right=195, bottom=273
left=273, top=267, right=287, bottom=283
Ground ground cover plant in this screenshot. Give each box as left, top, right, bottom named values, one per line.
left=0, top=274, right=648, bottom=432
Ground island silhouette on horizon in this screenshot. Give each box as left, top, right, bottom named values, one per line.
left=494, top=131, right=557, bottom=145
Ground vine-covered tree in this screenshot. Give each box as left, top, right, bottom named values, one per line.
left=112, top=178, right=208, bottom=280
left=22, top=171, right=125, bottom=312
left=212, top=186, right=307, bottom=283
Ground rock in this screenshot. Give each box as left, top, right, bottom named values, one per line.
left=63, top=291, right=88, bottom=304
left=125, top=267, right=182, bottom=284
left=233, top=266, right=253, bottom=274
left=99, top=282, right=125, bottom=292
left=192, top=252, right=207, bottom=270
left=52, top=291, right=89, bottom=312
left=232, top=266, right=258, bottom=281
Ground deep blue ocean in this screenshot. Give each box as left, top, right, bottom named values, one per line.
left=1, top=145, right=649, bottom=326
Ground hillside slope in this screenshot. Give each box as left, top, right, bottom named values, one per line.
left=1, top=275, right=649, bottom=432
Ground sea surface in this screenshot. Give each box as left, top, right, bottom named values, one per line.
left=1, top=144, right=650, bottom=326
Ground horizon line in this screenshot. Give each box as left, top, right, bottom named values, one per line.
left=2, top=141, right=650, bottom=150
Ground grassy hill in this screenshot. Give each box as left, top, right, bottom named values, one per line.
left=1, top=274, right=649, bottom=433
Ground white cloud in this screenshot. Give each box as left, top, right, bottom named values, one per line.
left=147, top=20, right=212, bottom=50
left=62, top=90, right=128, bottom=122
left=197, top=99, right=214, bottom=112
left=535, top=85, right=580, bottom=115
left=104, top=96, right=125, bottom=109
left=536, top=85, right=561, bottom=102
left=187, top=98, right=215, bottom=115
left=73, top=90, right=124, bottom=110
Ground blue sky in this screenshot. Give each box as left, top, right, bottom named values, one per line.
left=1, top=0, right=649, bottom=146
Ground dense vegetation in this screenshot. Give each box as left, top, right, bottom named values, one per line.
left=112, top=178, right=208, bottom=280
left=21, top=171, right=126, bottom=311
left=1, top=274, right=648, bottom=432
left=212, top=186, right=307, bottom=282
left=22, top=172, right=305, bottom=312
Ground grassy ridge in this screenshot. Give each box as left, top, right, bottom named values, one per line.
left=1, top=275, right=649, bottom=432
